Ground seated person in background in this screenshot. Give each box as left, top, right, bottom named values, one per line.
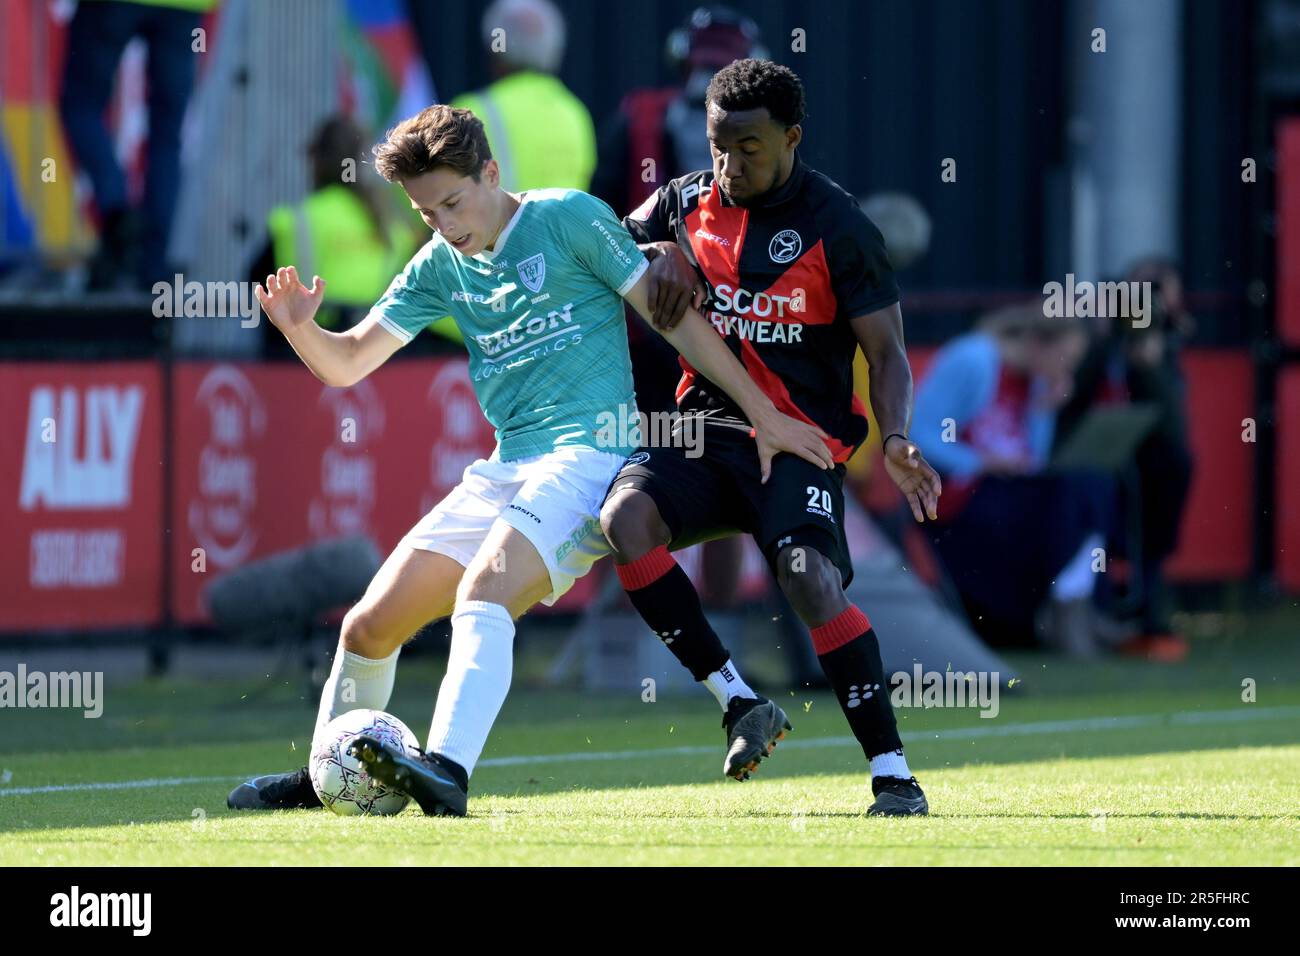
left=1054, top=259, right=1193, bottom=661
left=248, top=115, right=457, bottom=356
left=912, top=305, right=1117, bottom=656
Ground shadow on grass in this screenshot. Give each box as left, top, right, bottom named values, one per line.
left=1, top=664, right=1298, bottom=836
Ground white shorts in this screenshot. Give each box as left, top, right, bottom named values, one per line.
left=400, top=444, right=626, bottom=605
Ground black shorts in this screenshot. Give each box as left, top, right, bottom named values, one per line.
left=605, top=414, right=854, bottom=588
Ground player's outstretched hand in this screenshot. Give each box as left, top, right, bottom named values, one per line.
left=752, top=407, right=835, bottom=483
left=645, top=242, right=705, bottom=331
left=882, top=434, right=942, bottom=522
left=254, top=265, right=326, bottom=334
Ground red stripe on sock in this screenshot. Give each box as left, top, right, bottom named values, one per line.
left=810, top=605, right=871, bottom=655
left=615, top=545, right=677, bottom=591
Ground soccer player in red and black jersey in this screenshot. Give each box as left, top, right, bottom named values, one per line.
left=600, top=59, right=942, bottom=815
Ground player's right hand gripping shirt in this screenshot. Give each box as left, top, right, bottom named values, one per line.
left=624, top=155, right=900, bottom=463
left=370, top=189, right=647, bottom=461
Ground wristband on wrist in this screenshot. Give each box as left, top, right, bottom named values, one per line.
left=883, top=432, right=910, bottom=452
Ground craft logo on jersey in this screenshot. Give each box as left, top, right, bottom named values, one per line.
left=769, top=229, right=802, bottom=264
left=695, top=227, right=730, bottom=247
left=517, top=253, right=546, bottom=293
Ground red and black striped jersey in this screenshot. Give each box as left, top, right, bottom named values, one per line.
left=623, top=155, right=900, bottom=463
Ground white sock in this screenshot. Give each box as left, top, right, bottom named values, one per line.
left=1052, top=532, right=1103, bottom=600
left=870, top=749, right=912, bottom=780
left=702, top=658, right=757, bottom=710
left=314, top=645, right=401, bottom=740
left=426, top=600, right=515, bottom=777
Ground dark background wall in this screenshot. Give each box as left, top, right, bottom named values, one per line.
left=409, top=0, right=1256, bottom=345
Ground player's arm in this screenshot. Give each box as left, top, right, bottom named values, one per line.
left=623, top=272, right=833, bottom=481
left=635, top=242, right=704, bottom=331
left=255, top=265, right=403, bottom=388
left=850, top=304, right=941, bottom=521
left=622, top=183, right=704, bottom=330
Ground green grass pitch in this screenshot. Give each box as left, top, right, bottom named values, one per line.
left=2, top=624, right=1298, bottom=866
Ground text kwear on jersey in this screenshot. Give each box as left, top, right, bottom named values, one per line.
left=624, top=155, right=899, bottom=463
left=371, top=189, right=647, bottom=461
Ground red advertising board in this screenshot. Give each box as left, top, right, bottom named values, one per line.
left=1278, top=118, right=1300, bottom=348
left=170, top=358, right=599, bottom=624
left=1164, top=350, right=1255, bottom=581
left=1277, top=368, right=1300, bottom=592
left=0, top=349, right=1267, bottom=633
left=0, top=362, right=164, bottom=631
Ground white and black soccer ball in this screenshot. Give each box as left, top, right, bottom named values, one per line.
left=310, top=709, right=421, bottom=816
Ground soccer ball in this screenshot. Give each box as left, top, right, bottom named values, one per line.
left=310, top=709, right=421, bottom=816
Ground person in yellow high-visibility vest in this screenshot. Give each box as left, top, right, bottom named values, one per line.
left=250, top=116, right=461, bottom=354
left=450, top=0, right=595, bottom=192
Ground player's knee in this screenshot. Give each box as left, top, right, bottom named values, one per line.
left=775, top=545, right=847, bottom=624
left=454, top=559, right=545, bottom=619
left=600, top=489, right=669, bottom=560
left=454, top=561, right=498, bottom=607
left=340, top=604, right=403, bottom=658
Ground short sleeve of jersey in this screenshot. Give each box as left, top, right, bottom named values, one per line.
left=827, top=208, right=901, bottom=319
left=621, top=185, right=673, bottom=245
left=368, top=242, right=449, bottom=345
left=556, top=191, right=649, bottom=296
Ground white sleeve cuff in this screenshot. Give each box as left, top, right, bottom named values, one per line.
left=374, top=313, right=414, bottom=344
left=616, top=257, right=650, bottom=297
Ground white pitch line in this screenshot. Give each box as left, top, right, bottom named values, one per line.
left=0, top=775, right=237, bottom=797
left=478, top=704, right=1300, bottom=766
left=1, top=705, right=1296, bottom=797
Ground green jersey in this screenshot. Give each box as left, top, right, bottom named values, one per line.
left=372, top=189, right=647, bottom=460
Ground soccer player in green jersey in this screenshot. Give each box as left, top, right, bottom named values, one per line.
left=228, top=105, right=830, bottom=816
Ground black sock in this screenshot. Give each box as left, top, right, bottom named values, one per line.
left=810, top=606, right=902, bottom=759
left=615, top=545, right=730, bottom=681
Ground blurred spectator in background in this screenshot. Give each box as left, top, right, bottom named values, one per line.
left=588, top=12, right=770, bottom=676
left=248, top=115, right=455, bottom=357
left=592, top=6, right=766, bottom=223
left=59, top=0, right=217, bottom=291
left=592, top=6, right=766, bottom=417
left=450, top=0, right=595, bottom=192
left=859, top=192, right=932, bottom=272
left=913, top=305, right=1119, bottom=656
left=1054, top=259, right=1194, bottom=661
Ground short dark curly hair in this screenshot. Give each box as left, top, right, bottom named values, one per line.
left=706, top=58, right=806, bottom=128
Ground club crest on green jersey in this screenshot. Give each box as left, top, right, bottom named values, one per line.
left=517, top=253, right=546, bottom=293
